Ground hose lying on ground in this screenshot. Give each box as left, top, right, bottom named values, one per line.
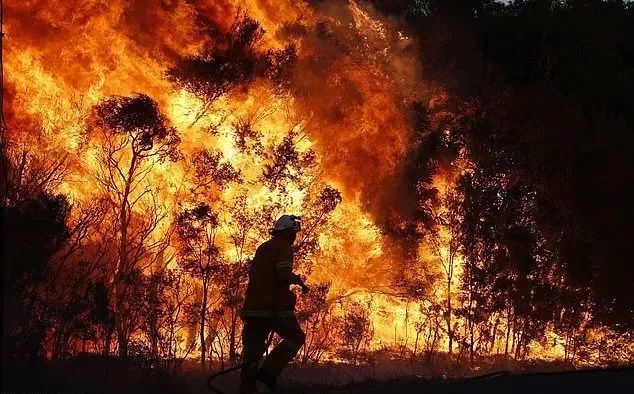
left=207, top=362, right=249, bottom=394
left=207, top=331, right=276, bottom=393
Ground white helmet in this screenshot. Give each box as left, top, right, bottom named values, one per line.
left=272, top=215, right=301, bottom=233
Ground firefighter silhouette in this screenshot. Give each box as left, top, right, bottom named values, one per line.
left=239, top=215, right=309, bottom=393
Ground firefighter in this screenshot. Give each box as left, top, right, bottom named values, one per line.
left=239, top=214, right=309, bottom=393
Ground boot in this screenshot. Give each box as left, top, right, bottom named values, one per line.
left=256, top=368, right=278, bottom=390
left=240, top=362, right=259, bottom=393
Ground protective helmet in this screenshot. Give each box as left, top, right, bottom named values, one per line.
left=272, top=215, right=301, bottom=233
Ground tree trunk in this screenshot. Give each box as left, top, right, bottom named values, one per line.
left=446, top=280, right=453, bottom=355
left=200, top=280, right=208, bottom=367
left=504, top=305, right=512, bottom=358
left=117, top=327, right=128, bottom=358
left=114, top=153, right=137, bottom=359
left=490, top=316, right=500, bottom=354
left=229, top=308, right=238, bottom=364
left=413, top=329, right=421, bottom=357
left=103, top=326, right=112, bottom=356
left=469, top=319, right=474, bottom=365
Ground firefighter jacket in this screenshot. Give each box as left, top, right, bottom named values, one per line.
left=241, top=237, right=297, bottom=319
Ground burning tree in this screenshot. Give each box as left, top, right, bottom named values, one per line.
left=163, top=11, right=344, bottom=367
left=166, top=13, right=296, bottom=126
left=337, top=299, right=374, bottom=365
left=426, top=186, right=462, bottom=356
left=295, top=282, right=335, bottom=363
left=88, top=93, right=180, bottom=357
left=176, top=203, right=221, bottom=367
left=136, top=268, right=196, bottom=373
left=2, top=0, right=633, bottom=380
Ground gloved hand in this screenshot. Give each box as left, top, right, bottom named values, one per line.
left=291, top=273, right=310, bottom=294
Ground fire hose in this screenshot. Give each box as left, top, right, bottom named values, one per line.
left=206, top=330, right=275, bottom=394
left=206, top=361, right=248, bottom=394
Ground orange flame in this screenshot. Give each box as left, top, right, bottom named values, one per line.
left=6, top=0, right=622, bottom=365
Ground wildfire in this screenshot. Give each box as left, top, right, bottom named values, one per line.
left=3, top=0, right=626, bottom=367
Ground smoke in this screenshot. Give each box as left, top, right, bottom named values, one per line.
left=3, top=0, right=433, bottom=295
left=285, top=1, right=425, bottom=223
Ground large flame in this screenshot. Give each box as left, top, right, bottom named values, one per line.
left=7, top=0, right=617, bottom=364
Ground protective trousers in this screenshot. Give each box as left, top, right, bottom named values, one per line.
left=239, top=316, right=305, bottom=392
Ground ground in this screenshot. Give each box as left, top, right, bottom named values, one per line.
left=2, top=357, right=632, bottom=394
